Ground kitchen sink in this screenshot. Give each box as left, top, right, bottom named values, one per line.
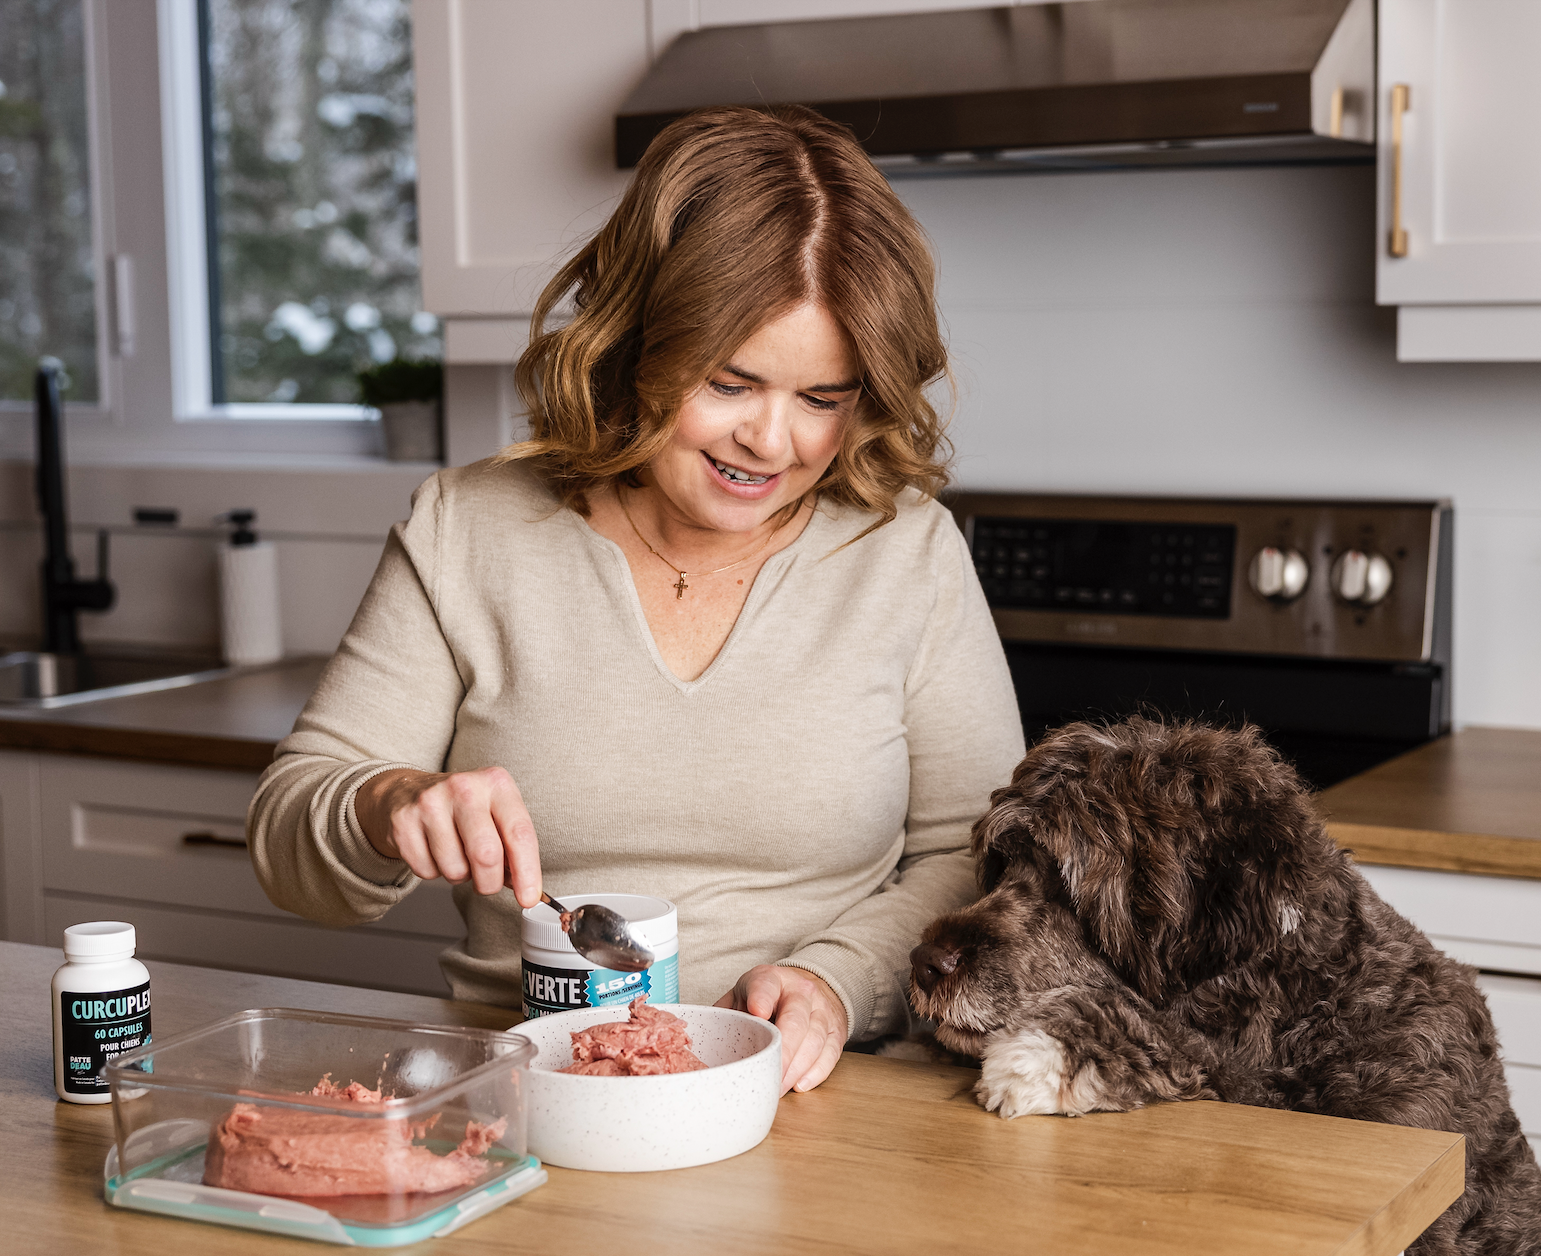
left=0, top=650, right=241, bottom=708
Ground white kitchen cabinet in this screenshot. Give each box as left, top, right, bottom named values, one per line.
left=1377, top=0, right=1541, bottom=360
left=0, top=752, right=468, bottom=999
left=412, top=0, right=648, bottom=325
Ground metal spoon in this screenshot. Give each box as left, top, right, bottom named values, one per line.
left=541, top=892, right=655, bottom=973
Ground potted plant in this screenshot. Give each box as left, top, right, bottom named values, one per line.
left=358, top=358, right=444, bottom=462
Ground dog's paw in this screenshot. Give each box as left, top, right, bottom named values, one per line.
left=976, top=1028, right=1106, bottom=1119
left=976, top=1028, right=1071, bottom=1118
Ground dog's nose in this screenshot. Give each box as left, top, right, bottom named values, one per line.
left=910, top=942, right=962, bottom=994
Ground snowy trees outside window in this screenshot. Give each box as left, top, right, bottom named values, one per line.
left=204, top=0, right=438, bottom=404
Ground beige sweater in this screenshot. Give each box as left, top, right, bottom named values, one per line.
left=248, top=460, right=1024, bottom=1039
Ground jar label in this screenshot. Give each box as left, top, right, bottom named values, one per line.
left=59, top=982, right=151, bottom=1095
left=521, top=953, right=679, bottom=1019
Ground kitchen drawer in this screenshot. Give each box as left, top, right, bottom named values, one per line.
left=42, top=892, right=463, bottom=1001
left=40, top=756, right=271, bottom=914
left=37, top=755, right=463, bottom=939
left=1361, top=865, right=1541, bottom=977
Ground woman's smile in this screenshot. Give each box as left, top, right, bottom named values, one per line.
left=704, top=451, right=781, bottom=497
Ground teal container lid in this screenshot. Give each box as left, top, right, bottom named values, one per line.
left=105, top=1142, right=546, bottom=1247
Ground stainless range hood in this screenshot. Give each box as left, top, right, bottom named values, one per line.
left=617, top=0, right=1374, bottom=174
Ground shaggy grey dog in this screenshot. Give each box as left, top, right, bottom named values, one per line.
left=910, top=717, right=1541, bottom=1254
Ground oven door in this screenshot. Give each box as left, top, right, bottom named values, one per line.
left=1005, top=642, right=1445, bottom=790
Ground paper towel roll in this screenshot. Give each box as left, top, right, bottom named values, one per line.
left=219, top=541, right=283, bottom=666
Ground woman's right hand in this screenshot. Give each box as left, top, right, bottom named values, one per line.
left=354, top=766, right=542, bottom=907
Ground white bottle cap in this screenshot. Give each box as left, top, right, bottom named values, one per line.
left=63, top=921, right=137, bottom=960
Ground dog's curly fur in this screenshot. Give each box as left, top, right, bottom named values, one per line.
left=910, top=717, right=1541, bottom=1254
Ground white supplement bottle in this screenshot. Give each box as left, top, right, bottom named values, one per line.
left=520, top=893, right=678, bottom=1020
left=52, top=921, right=152, bottom=1104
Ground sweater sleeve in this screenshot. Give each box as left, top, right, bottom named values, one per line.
left=247, top=473, right=465, bottom=927
left=777, top=516, right=1026, bottom=1041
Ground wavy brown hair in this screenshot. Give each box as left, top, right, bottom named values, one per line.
left=502, top=105, right=951, bottom=528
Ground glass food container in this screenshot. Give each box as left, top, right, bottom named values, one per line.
left=102, top=1008, right=544, bottom=1247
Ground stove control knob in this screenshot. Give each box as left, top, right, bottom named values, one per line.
left=1330, top=550, right=1394, bottom=606
left=1248, top=547, right=1310, bottom=602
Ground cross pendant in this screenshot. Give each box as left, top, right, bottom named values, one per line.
left=673, top=571, right=689, bottom=600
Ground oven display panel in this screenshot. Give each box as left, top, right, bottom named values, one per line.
left=969, top=518, right=1237, bottom=619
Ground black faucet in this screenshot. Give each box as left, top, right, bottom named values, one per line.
left=36, top=362, right=114, bottom=654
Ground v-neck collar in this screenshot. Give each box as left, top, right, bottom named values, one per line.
left=571, top=502, right=832, bottom=694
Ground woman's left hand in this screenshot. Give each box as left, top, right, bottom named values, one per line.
left=716, top=966, right=847, bottom=1095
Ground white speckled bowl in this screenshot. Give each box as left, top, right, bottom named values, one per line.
left=510, top=1004, right=781, bottom=1172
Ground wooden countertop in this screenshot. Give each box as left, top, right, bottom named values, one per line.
left=1, top=942, right=1461, bottom=1254
left=1320, top=727, right=1541, bottom=880
left=0, top=657, right=324, bottom=771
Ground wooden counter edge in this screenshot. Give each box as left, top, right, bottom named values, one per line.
left=0, top=719, right=276, bottom=771
left=1331, top=822, right=1541, bottom=881
left=1346, top=1133, right=1465, bottom=1256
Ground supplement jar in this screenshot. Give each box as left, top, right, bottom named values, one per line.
left=521, top=893, right=678, bottom=1020
left=52, top=921, right=151, bottom=1104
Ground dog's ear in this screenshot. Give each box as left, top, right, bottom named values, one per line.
left=972, top=784, right=1050, bottom=893
left=970, top=784, right=1074, bottom=906
left=971, top=788, right=1027, bottom=891
left=1002, top=718, right=1345, bottom=1003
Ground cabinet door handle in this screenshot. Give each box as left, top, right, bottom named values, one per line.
left=1388, top=83, right=1411, bottom=258
left=182, top=831, right=248, bottom=849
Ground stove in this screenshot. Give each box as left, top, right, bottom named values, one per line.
left=948, top=493, right=1453, bottom=790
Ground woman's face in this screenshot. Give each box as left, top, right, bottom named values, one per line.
left=647, top=302, right=860, bottom=536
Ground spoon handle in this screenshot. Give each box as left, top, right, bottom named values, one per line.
left=541, top=891, right=577, bottom=935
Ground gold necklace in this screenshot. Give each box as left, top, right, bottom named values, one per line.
left=619, top=488, right=786, bottom=600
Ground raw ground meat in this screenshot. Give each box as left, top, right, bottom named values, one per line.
left=310, top=1073, right=384, bottom=1103
left=202, top=1072, right=506, bottom=1197
left=559, top=996, right=709, bottom=1076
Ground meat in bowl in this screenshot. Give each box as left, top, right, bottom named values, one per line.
left=560, top=996, right=708, bottom=1075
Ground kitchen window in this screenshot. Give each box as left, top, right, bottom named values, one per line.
left=0, top=0, right=435, bottom=460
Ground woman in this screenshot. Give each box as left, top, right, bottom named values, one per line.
left=248, top=105, right=1023, bottom=1095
